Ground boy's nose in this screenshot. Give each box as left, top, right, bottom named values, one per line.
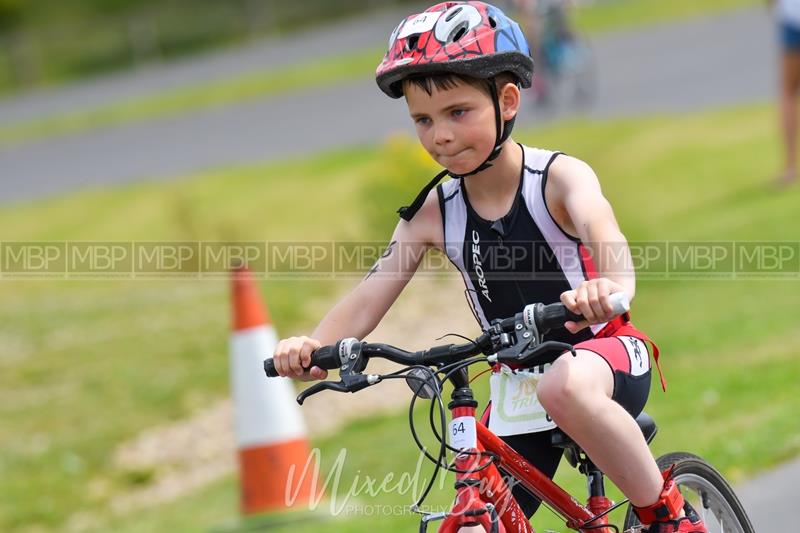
left=433, top=125, right=454, bottom=145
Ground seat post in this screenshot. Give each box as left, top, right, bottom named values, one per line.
left=587, top=464, right=606, bottom=498
left=585, top=461, right=613, bottom=533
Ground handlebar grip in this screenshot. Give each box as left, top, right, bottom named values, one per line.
left=263, top=343, right=344, bottom=378
left=540, top=302, right=583, bottom=328
left=310, top=344, right=342, bottom=371
left=529, top=292, right=630, bottom=332
left=264, top=358, right=279, bottom=377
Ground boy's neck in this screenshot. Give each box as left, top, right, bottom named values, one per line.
left=462, top=139, right=523, bottom=204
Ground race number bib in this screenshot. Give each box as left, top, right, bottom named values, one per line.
left=397, top=12, right=442, bottom=39
left=449, top=416, right=477, bottom=450
left=489, top=364, right=557, bottom=436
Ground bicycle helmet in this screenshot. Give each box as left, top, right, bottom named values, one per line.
left=375, top=2, right=534, bottom=221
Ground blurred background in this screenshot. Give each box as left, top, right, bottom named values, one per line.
left=1, top=0, right=798, bottom=532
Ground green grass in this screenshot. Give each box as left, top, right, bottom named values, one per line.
left=0, top=0, right=761, bottom=148
left=573, top=0, right=759, bottom=35
left=2, top=102, right=799, bottom=532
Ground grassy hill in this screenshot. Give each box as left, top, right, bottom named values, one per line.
left=1, top=102, right=798, bottom=532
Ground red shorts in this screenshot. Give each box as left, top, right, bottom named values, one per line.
left=574, top=318, right=655, bottom=417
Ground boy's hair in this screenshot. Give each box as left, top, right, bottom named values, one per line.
left=401, top=72, right=519, bottom=98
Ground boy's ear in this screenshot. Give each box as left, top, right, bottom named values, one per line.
left=499, top=82, right=521, bottom=121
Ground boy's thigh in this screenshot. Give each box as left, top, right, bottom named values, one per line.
left=566, top=335, right=652, bottom=418
left=542, top=347, right=616, bottom=399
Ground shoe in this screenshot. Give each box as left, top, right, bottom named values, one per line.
left=645, top=503, right=708, bottom=533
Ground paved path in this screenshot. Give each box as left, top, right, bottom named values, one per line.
left=736, top=456, right=800, bottom=532
left=0, top=6, right=779, bottom=205
left=0, top=4, right=420, bottom=125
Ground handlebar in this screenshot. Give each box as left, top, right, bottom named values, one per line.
left=263, top=293, right=630, bottom=379
left=264, top=334, right=491, bottom=378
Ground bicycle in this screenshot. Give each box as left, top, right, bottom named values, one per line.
left=264, top=295, right=754, bottom=533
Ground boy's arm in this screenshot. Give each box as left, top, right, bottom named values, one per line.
left=310, top=218, right=429, bottom=343
left=273, top=190, right=441, bottom=380
left=546, top=155, right=635, bottom=331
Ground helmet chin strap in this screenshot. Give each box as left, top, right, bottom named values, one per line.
left=398, top=78, right=518, bottom=221
left=447, top=79, right=515, bottom=179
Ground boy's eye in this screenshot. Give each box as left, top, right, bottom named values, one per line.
left=452, top=109, right=467, bottom=118
left=415, top=117, right=431, bottom=125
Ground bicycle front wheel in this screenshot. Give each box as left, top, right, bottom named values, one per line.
left=623, top=452, right=755, bottom=533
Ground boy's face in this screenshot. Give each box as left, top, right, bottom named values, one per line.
left=405, top=80, right=497, bottom=176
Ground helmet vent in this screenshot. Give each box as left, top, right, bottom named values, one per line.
left=434, top=4, right=482, bottom=43
left=406, top=34, right=419, bottom=51
left=488, top=16, right=497, bottom=28
left=451, top=26, right=467, bottom=42
left=445, top=6, right=463, bottom=22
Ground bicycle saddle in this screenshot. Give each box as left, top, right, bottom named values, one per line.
left=550, top=412, right=658, bottom=466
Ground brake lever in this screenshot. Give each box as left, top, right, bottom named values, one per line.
left=295, top=373, right=380, bottom=405
left=491, top=313, right=540, bottom=362
left=296, top=380, right=350, bottom=405
left=504, top=340, right=577, bottom=366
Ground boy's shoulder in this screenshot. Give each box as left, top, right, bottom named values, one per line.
left=547, top=153, right=599, bottom=184
left=519, top=144, right=562, bottom=173
left=545, top=153, right=603, bottom=206
left=399, top=186, right=444, bottom=248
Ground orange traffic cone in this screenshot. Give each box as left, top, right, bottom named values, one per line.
left=229, top=267, right=317, bottom=514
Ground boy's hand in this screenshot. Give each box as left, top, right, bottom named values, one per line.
left=560, top=278, right=627, bottom=333
left=272, top=336, right=328, bottom=381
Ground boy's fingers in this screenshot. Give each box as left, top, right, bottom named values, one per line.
left=299, top=342, right=314, bottom=368
left=576, top=290, right=595, bottom=323
left=309, top=367, right=328, bottom=380
left=272, top=342, right=284, bottom=375
left=565, top=320, right=589, bottom=333
left=560, top=290, right=579, bottom=312
left=586, top=283, right=604, bottom=322
left=287, top=343, right=305, bottom=376
left=598, top=282, right=614, bottom=315
left=275, top=342, right=291, bottom=377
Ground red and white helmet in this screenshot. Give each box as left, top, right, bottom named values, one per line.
left=376, top=1, right=534, bottom=98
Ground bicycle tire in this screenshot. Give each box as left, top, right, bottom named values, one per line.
left=623, top=452, right=755, bottom=533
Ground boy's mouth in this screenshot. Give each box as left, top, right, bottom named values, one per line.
left=440, top=148, right=467, bottom=159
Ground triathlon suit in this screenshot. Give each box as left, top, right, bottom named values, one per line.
left=436, top=144, right=662, bottom=517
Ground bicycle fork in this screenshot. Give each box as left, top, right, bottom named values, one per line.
left=419, top=387, right=504, bottom=533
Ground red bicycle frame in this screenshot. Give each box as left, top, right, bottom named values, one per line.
left=434, top=402, right=614, bottom=533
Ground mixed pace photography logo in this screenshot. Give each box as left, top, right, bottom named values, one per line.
left=282, top=447, right=524, bottom=517
left=0, top=240, right=798, bottom=280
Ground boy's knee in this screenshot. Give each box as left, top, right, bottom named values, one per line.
left=537, top=355, right=579, bottom=415
left=537, top=352, right=604, bottom=416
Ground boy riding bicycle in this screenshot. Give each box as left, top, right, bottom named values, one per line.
left=272, top=3, right=707, bottom=532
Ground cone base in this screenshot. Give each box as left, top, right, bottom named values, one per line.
left=238, top=438, right=318, bottom=515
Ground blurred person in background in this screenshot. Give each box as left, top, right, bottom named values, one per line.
left=773, top=0, right=800, bottom=186
left=507, top=0, right=588, bottom=107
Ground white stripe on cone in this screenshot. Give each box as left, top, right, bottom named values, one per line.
left=230, top=325, right=307, bottom=448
